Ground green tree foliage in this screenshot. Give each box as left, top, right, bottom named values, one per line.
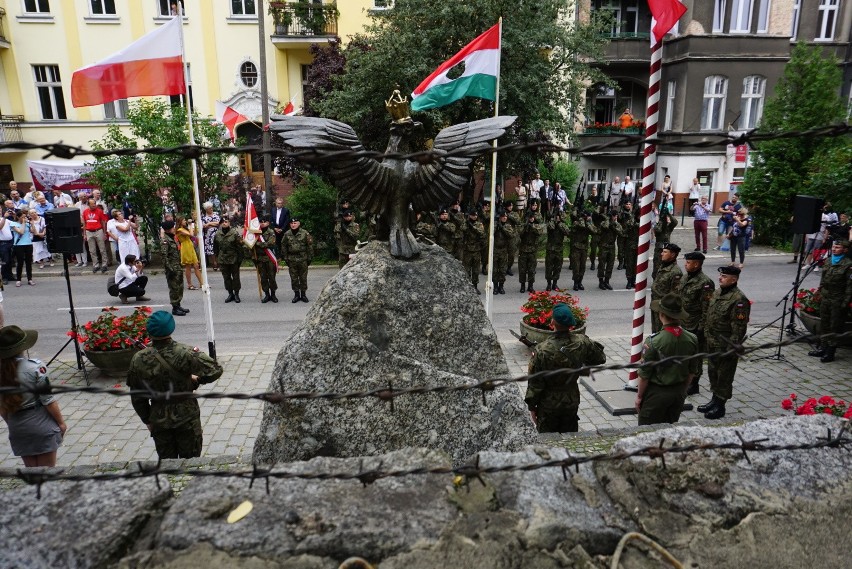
left=740, top=43, right=845, bottom=244
left=286, top=172, right=338, bottom=260
left=87, top=100, right=233, bottom=242
left=536, top=158, right=580, bottom=190
left=311, top=0, right=608, bottom=178
left=807, top=139, right=852, bottom=216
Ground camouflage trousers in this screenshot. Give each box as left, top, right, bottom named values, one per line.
left=453, top=241, right=465, bottom=263
left=589, top=237, right=599, bottom=263
left=255, top=259, right=278, bottom=292
left=480, top=245, right=489, bottom=272
left=287, top=259, right=309, bottom=291
left=707, top=339, right=739, bottom=401
left=544, top=250, right=564, bottom=281
left=508, top=243, right=517, bottom=271
left=492, top=251, right=508, bottom=284
left=624, top=248, right=638, bottom=280
left=597, top=248, right=615, bottom=280
left=463, top=249, right=481, bottom=286
left=617, top=236, right=626, bottom=264
left=517, top=251, right=537, bottom=285
left=338, top=253, right=352, bottom=269
left=571, top=248, right=588, bottom=282
left=686, top=328, right=706, bottom=382
left=537, top=405, right=579, bottom=433
left=220, top=262, right=241, bottom=293
left=652, top=246, right=664, bottom=279
left=819, top=297, right=848, bottom=348
left=164, top=269, right=184, bottom=306
left=151, top=420, right=203, bottom=459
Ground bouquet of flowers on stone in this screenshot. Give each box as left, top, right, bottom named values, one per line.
left=521, top=290, right=589, bottom=332
left=68, top=306, right=152, bottom=352
left=781, top=393, right=852, bottom=419
left=793, top=288, right=821, bottom=315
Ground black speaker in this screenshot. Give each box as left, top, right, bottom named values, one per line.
left=45, top=208, right=84, bottom=254
left=791, top=195, right=823, bottom=234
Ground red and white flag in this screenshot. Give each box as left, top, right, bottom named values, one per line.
left=71, top=16, right=185, bottom=108
left=243, top=191, right=278, bottom=269
left=648, top=0, right=686, bottom=46
left=281, top=101, right=298, bottom=116
left=215, top=101, right=250, bottom=141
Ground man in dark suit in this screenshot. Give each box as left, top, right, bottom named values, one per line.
left=270, top=196, right=291, bottom=257
left=540, top=179, right=552, bottom=217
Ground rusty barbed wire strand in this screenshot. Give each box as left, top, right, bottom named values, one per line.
left=1, top=123, right=848, bottom=163
left=1, top=425, right=849, bottom=495
left=2, top=331, right=849, bottom=404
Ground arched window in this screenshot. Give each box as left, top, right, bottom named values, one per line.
left=240, top=61, right=258, bottom=88
left=701, top=76, right=728, bottom=131
left=740, top=76, right=765, bottom=129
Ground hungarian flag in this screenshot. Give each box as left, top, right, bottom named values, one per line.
left=71, top=16, right=185, bottom=108
left=215, top=101, right=250, bottom=141
left=648, top=0, right=686, bottom=46
left=243, top=191, right=278, bottom=269
left=411, top=23, right=500, bottom=112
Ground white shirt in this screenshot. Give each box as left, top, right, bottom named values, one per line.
left=688, top=184, right=701, bottom=199
left=53, top=192, right=74, bottom=208
left=624, top=180, right=635, bottom=194
left=531, top=178, right=544, bottom=192
left=0, top=216, right=13, bottom=241
left=114, top=264, right=139, bottom=288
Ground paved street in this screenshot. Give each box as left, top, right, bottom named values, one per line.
left=2, top=219, right=847, bottom=468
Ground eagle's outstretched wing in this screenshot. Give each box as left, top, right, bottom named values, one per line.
left=411, top=116, right=517, bottom=212
left=268, top=115, right=395, bottom=215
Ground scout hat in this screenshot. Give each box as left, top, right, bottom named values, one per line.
left=684, top=251, right=705, bottom=261
left=0, top=326, right=38, bottom=359
left=718, top=265, right=741, bottom=276
left=662, top=243, right=681, bottom=254
left=650, top=293, right=689, bottom=321
left=552, top=303, right=577, bottom=328
left=146, top=311, right=176, bottom=338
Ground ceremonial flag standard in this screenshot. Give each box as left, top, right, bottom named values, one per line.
left=411, top=23, right=500, bottom=112
left=214, top=101, right=250, bottom=141
left=71, top=16, right=185, bottom=108
left=648, top=0, right=687, bottom=45
left=243, top=192, right=278, bottom=269
left=281, top=101, right=298, bottom=116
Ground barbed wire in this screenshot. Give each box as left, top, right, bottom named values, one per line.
left=3, top=331, right=849, bottom=406
left=2, top=424, right=849, bottom=498
left=2, top=123, right=848, bottom=163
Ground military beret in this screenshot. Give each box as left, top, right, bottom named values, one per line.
left=684, top=251, right=705, bottom=261
left=340, top=209, right=353, bottom=217
left=438, top=208, right=449, bottom=214
left=289, top=217, right=299, bottom=223
left=497, top=208, right=508, bottom=217
left=146, top=310, right=176, bottom=338
left=718, top=265, right=741, bottom=276
left=837, top=240, right=850, bottom=248
left=662, top=243, right=681, bottom=254
left=259, top=214, right=270, bottom=222
left=552, top=303, right=577, bottom=328
left=339, top=198, right=351, bottom=205
left=467, top=208, right=479, bottom=216
left=160, top=220, right=175, bottom=230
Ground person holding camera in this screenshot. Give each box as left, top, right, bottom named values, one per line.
left=0, top=204, right=16, bottom=285
left=114, top=254, right=150, bottom=304
left=692, top=195, right=711, bottom=253
left=9, top=210, right=35, bottom=286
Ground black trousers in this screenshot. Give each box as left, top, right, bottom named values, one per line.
left=0, top=240, right=13, bottom=281
left=14, top=244, right=33, bottom=281
left=119, top=275, right=148, bottom=298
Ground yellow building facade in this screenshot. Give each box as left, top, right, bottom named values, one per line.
left=0, top=0, right=384, bottom=188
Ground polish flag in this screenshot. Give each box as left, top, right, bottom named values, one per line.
left=215, top=101, right=250, bottom=141
left=648, top=0, right=686, bottom=46
left=243, top=191, right=278, bottom=269
left=71, top=16, right=185, bottom=108
left=281, top=101, right=297, bottom=116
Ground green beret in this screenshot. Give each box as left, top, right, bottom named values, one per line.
left=146, top=310, right=176, bottom=338
left=552, top=303, right=576, bottom=328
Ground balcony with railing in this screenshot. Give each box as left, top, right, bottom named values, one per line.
left=0, top=116, right=25, bottom=149
left=269, top=2, right=338, bottom=49
left=0, top=7, right=10, bottom=48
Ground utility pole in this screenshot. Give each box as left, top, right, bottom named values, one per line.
left=257, top=0, right=274, bottom=214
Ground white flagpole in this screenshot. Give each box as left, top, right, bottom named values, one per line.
left=484, top=17, right=502, bottom=322
left=176, top=5, right=217, bottom=359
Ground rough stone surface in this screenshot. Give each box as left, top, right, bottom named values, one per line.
left=252, top=242, right=537, bottom=465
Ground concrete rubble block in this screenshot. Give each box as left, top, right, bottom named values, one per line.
left=252, top=242, right=537, bottom=466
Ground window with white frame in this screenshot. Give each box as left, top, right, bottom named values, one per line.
left=158, top=0, right=184, bottom=17
left=664, top=80, right=676, bottom=131
left=791, top=0, right=801, bottom=39
left=756, top=0, right=770, bottom=33
left=730, top=0, right=752, bottom=32
left=104, top=99, right=129, bottom=120
left=231, top=0, right=255, bottom=16
left=240, top=61, right=258, bottom=88
left=816, top=0, right=839, bottom=41
left=740, top=76, right=765, bottom=129
left=90, top=0, right=116, bottom=15
left=33, top=64, right=67, bottom=120
left=701, top=75, right=728, bottom=131
left=373, top=0, right=394, bottom=8
left=585, top=169, right=608, bottom=193
left=624, top=0, right=639, bottom=35
left=24, top=0, right=50, bottom=13
left=713, top=0, right=726, bottom=32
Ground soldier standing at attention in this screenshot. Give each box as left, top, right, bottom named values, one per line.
left=462, top=209, right=485, bottom=293
left=281, top=218, right=314, bottom=303
left=544, top=210, right=571, bottom=291
left=492, top=209, right=515, bottom=294
left=807, top=240, right=852, bottom=363
left=160, top=221, right=189, bottom=316
left=569, top=210, right=597, bottom=291
left=504, top=200, right=520, bottom=277
left=449, top=201, right=466, bottom=262
left=334, top=209, right=360, bottom=269
left=650, top=243, right=683, bottom=333
left=698, top=266, right=750, bottom=420
left=525, top=303, right=607, bottom=432
left=127, top=311, right=223, bottom=460
left=479, top=201, right=491, bottom=276
left=212, top=217, right=243, bottom=304
left=248, top=215, right=279, bottom=304
left=434, top=208, right=456, bottom=254
left=518, top=199, right=545, bottom=293
left=622, top=203, right=639, bottom=289
left=414, top=210, right=434, bottom=240
left=635, top=294, right=699, bottom=425
left=652, top=209, right=678, bottom=279
left=597, top=210, right=623, bottom=290
left=678, top=251, right=714, bottom=394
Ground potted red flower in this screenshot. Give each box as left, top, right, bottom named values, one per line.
left=794, top=287, right=852, bottom=345
left=68, top=306, right=152, bottom=377
left=520, top=290, right=589, bottom=343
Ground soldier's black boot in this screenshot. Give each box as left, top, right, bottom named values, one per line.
left=261, top=291, right=271, bottom=304
left=506, top=266, right=514, bottom=276
left=171, top=304, right=187, bottom=316
left=225, top=291, right=235, bottom=303
left=808, top=345, right=826, bottom=357
left=687, top=379, right=700, bottom=395
left=820, top=347, right=836, bottom=363
left=474, top=284, right=481, bottom=295
left=604, top=280, right=613, bottom=290
left=527, top=283, right=535, bottom=293
left=270, top=290, right=278, bottom=303
left=704, top=400, right=726, bottom=420
left=573, top=281, right=579, bottom=291
left=545, top=280, right=552, bottom=291
left=599, top=279, right=606, bottom=290
left=178, top=305, right=190, bottom=313
left=498, top=283, right=505, bottom=294
left=292, top=291, right=300, bottom=303
left=300, top=291, right=309, bottom=303
left=520, top=282, right=526, bottom=293
left=589, top=260, right=595, bottom=271
left=552, top=280, right=559, bottom=290
left=234, top=292, right=241, bottom=303
left=578, top=281, right=584, bottom=290
left=616, top=261, right=624, bottom=270
left=697, top=396, right=718, bottom=413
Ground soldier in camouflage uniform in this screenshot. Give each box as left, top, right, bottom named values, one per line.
left=479, top=201, right=491, bottom=275
left=492, top=209, right=515, bottom=294
left=544, top=210, right=570, bottom=291
left=334, top=209, right=360, bottom=269
left=807, top=240, right=852, bottom=363
left=589, top=210, right=602, bottom=271
left=525, top=303, right=607, bottom=432
left=652, top=209, right=678, bottom=279
left=281, top=218, right=314, bottom=303
left=635, top=294, right=699, bottom=425
left=127, top=311, right=223, bottom=459
left=414, top=210, right=434, bottom=240
left=621, top=204, right=639, bottom=289
left=596, top=211, right=623, bottom=290
left=248, top=215, right=279, bottom=304
left=450, top=201, right=466, bottom=262
left=462, top=209, right=485, bottom=293
left=504, top=201, right=520, bottom=276
left=160, top=221, right=188, bottom=316
left=518, top=199, right=545, bottom=293
left=697, top=266, right=750, bottom=420
left=212, top=216, right=244, bottom=304
left=650, top=243, right=683, bottom=333
left=569, top=210, right=598, bottom=291
left=677, top=251, right=714, bottom=394
left=434, top=208, right=456, bottom=254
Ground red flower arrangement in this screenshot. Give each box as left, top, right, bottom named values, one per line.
left=793, top=288, right=821, bottom=315
left=521, top=290, right=589, bottom=332
left=68, top=306, right=152, bottom=352
left=781, top=393, right=852, bottom=419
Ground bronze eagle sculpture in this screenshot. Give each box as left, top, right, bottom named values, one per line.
left=268, top=93, right=516, bottom=259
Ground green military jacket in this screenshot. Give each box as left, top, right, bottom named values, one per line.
left=462, top=219, right=485, bottom=252
left=251, top=227, right=277, bottom=263
left=415, top=220, right=434, bottom=239
left=654, top=215, right=678, bottom=249
left=518, top=216, right=545, bottom=253
left=493, top=220, right=515, bottom=252
left=213, top=227, right=244, bottom=265
left=434, top=219, right=456, bottom=252
left=525, top=331, right=606, bottom=411
left=334, top=220, right=360, bottom=255
left=819, top=256, right=852, bottom=305
left=546, top=218, right=571, bottom=251
left=652, top=261, right=683, bottom=300
left=569, top=217, right=598, bottom=250
left=161, top=234, right=181, bottom=273
left=678, top=270, right=715, bottom=331
left=638, top=327, right=700, bottom=386
left=597, top=219, right=623, bottom=250
left=622, top=215, right=639, bottom=252
left=705, top=285, right=751, bottom=344
left=282, top=227, right=314, bottom=263
left=127, top=338, right=223, bottom=430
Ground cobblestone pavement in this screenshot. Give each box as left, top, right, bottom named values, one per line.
left=1, top=325, right=847, bottom=469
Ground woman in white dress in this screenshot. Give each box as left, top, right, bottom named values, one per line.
left=107, top=209, right=140, bottom=263
left=28, top=210, right=52, bottom=269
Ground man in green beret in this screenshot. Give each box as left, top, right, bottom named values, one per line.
left=807, top=240, right=852, bottom=363
left=525, top=303, right=607, bottom=432
left=127, top=310, right=223, bottom=459
left=636, top=294, right=699, bottom=425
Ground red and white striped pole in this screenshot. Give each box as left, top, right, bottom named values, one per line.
left=625, top=38, right=663, bottom=390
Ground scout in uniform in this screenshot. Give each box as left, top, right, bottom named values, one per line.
left=544, top=210, right=571, bottom=291
left=212, top=216, right=244, bottom=304
left=677, top=251, right=714, bottom=394
left=650, top=243, right=683, bottom=333
left=281, top=218, right=314, bottom=303
left=160, top=221, right=189, bottom=316
left=807, top=239, right=852, bottom=363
